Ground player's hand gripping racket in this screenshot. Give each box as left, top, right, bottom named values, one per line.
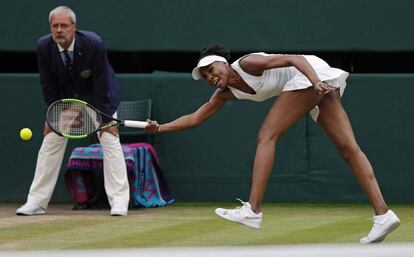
left=46, top=98, right=148, bottom=139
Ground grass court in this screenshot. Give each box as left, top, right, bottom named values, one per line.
left=0, top=203, right=413, bottom=251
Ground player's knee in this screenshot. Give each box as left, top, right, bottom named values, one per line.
left=257, top=128, right=284, bottom=145
left=337, top=142, right=361, bottom=161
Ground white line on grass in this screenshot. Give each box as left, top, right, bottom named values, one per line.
left=1, top=244, right=414, bottom=257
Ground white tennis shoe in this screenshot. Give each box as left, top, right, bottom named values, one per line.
left=215, top=199, right=262, bottom=229
left=16, top=203, right=46, bottom=216
left=360, top=210, right=400, bottom=244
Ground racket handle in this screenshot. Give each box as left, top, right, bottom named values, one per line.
left=123, top=120, right=148, bottom=128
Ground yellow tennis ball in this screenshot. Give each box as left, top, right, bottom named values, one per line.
left=20, top=128, right=32, bottom=140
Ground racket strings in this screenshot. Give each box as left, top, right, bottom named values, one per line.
left=48, top=101, right=102, bottom=136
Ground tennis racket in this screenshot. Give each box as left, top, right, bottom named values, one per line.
left=46, top=98, right=148, bottom=139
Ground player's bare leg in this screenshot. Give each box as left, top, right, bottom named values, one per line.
left=317, top=89, right=400, bottom=244
left=215, top=87, right=326, bottom=228
left=248, top=87, right=324, bottom=213
left=317, top=89, right=387, bottom=214
left=215, top=87, right=324, bottom=228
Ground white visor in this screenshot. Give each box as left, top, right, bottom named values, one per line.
left=191, top=55, right=228, bottom=80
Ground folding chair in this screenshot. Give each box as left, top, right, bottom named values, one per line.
left=117, top=99, right=152, bottom=143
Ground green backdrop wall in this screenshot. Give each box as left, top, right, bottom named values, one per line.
left=1, top=73, right=413, bottom=203
left=1, top=0, right=414, bottom=52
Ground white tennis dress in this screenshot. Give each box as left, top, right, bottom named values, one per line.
left=228, top=53, right=349, bottom=121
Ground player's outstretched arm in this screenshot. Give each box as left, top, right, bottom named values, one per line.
left=145, top=88, right=235, bottom=134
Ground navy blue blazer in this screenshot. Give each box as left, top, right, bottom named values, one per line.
left=37, top=30, right=121, bottom=119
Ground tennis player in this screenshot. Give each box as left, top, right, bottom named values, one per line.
left=145, top=44, right=400, bottom=243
